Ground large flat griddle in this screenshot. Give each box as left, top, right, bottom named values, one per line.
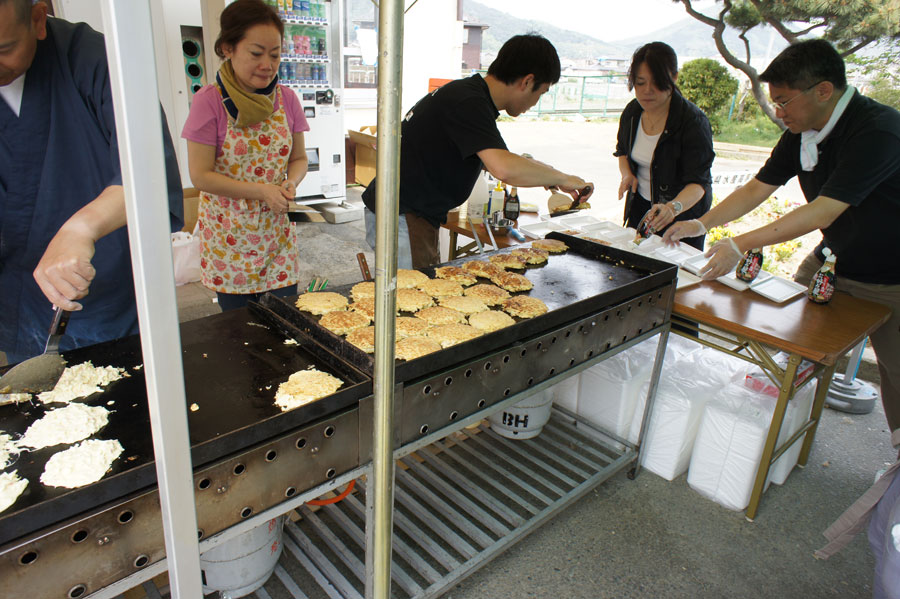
left=0, top=308, right=370, bottom=546
left=265, top=233, right=676, bottom=383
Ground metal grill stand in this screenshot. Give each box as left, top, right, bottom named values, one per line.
left=125, top=324, right=669, bottom=599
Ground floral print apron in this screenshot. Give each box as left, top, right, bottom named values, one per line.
left=198, top=86, right=297, bottom=294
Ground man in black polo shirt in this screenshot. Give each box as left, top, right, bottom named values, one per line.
left=664, top=39, right=900, bottom=435
left=362, top=34, right=593, bottom=269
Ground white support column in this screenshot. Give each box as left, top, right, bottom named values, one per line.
left=99, top=1, right=202, bottom=597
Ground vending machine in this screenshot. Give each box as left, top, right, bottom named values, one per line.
left=272, top=0, right=348, bottom=213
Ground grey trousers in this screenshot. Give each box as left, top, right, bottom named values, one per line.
left=795, top=252, right=900, bottom=433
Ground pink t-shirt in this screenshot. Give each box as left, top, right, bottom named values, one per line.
left=181, top=84, right=309, bottom=153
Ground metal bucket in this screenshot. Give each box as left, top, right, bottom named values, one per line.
left=488, top=390, right=554, bottom=439
left=200, top=516, right=285, bottom=598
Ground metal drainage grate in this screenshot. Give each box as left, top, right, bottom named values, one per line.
left=130, top=411, right=635, bottom=599
left=260, top=410, right=636, bottom=599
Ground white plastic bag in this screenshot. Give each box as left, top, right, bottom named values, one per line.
left=172, top=231, right=201, bottom=285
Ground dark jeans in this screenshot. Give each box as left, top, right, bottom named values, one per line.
left=216, top=284, right=298, bottom=312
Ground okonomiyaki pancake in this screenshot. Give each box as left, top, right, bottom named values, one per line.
left=462, top=260, right=503, bottom=279
left=438, top=295, right=489, bottom=315
left=414, top=306, right=467, bottom=325
left=397, top=269, right=430, bottom=289
left=468, top=309, right=516, bottom=332
left=346, top=326, right=376, bottom=353
left=395, top=336, right=442, bottom=360
left=419, top=279, right=465, bottom=298
left=295, top=292, right=348, bottom=315
left=350, top=281, right=375, bottom=301
left=434, top=266, right=477, bottom=286
left=490, top=271, right=533, bottom=292
left=396, top=316, right=430, bottom=338
left=350, top=296, right=378, bottom=319
left=426, top=323, right=484, bottom=348
left=464, top=283, right=511, bottom=306
left=531, top=238, right=568, bottom=253
left=501, top=295, right=548, bottom=318
left=510, top=247, right=549, bottom=264
left=396, top=288, right=435, bottom=312
left=489, top=253, right=527, bottom=270
left=319, top=310, right=371, bottom=335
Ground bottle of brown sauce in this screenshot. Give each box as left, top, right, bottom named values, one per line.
left=735, top=248, right=764, bottom=282
left=808, top=248, right=836, bottom=304
left=504, top=186, right=520, bottom=220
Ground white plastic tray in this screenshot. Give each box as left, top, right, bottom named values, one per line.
left=518, top=220, right=566, bottom=240
left=579, top=224, right=633, bottom=244
left=718, top=269, right=775, bottom=291
left=751, top=276, right=806, bottom=303
left=551, top=213, right=604, bottom=229
left=676, top=269, right=702, bottom=289
left=681, top=253, right=710, bottom=276
left=651, top=244, right=702, bottom=266
left=579, top=220, right=621, bottom=233
left=629, top=235, right=665, bottom=255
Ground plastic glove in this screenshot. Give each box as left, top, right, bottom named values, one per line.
left=700, top=238, right=742, bottom=280
left=646, top=203, right=677, bottom=231
left=662, top=219, right=707, bottom=247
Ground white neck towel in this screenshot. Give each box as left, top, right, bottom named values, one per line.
left=800, top=86, right=855, bottom=171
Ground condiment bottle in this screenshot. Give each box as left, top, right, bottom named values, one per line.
left=808, top=248, right=836, bottom=304
left=735, top=248, right=764, bottom=282
left=488, top=179, right=505, bottom=220
left=504, top=186, right=520, bottom=220
left=634, top=209, right=655, bottom=241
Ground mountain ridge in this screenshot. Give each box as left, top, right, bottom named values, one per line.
left=464, top=0, right=789, bottom=64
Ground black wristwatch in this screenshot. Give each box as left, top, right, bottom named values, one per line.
left=668, top=200, right=683, bottom=215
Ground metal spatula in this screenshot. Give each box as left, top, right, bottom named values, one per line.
left=0, top=307, right=70, bottom=399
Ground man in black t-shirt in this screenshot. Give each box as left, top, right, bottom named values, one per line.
left=362, top=34, right=593, bottom=268
left=664, top=40, right=900, bottom=436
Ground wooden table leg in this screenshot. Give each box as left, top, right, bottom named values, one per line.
left=798, top=363, right=836, bottom=466
left=448, top=231, right=459, bottom=261
left=745, top=353, right=801, bottom=521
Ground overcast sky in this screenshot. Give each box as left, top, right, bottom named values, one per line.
left=474, top=0, right=717, bottom=42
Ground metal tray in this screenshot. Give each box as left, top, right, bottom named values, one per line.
left=0, top=308, right=371, bottom=546
left=264, top=232, right=677, bottom=384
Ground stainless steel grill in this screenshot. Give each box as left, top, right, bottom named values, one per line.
left=0, top=233, right=676, bottom=598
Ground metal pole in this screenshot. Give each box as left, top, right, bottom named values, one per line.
left=100, top=2, right=202, bottom=597
left=368, top=0, right=404, bottom=596
left=579, top=75, right=586, bottom=115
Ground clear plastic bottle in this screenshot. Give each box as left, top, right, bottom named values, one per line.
left=808, top=248, right=837, bottom=304
left=489, top=180, right=505, bottom=221
left=467, top=174, right=489, bottom=223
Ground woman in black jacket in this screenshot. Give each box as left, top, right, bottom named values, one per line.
left=614, top=42, right=714, bottom=250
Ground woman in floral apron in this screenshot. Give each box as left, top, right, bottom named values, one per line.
left=182, top=0, right=309, bottom=311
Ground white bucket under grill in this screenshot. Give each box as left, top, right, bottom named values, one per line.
left=488, top=390, right=554, bottom=439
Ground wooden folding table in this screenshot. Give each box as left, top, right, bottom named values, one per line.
left=673, top=282, right=890, bottom=520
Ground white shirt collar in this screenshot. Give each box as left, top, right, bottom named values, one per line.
left=0, top=72, right=26, bottom=117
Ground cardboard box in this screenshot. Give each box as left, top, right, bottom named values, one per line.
left=182, top=187, right=200, bottom=233
left=348, top=126, right=377, bottom=186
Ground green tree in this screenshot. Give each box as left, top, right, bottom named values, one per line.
left=848, top=42, right=900, bottom=111
left=679, top=58, right=739, bottom=115
left=675, top=0, right=900, bottom=129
